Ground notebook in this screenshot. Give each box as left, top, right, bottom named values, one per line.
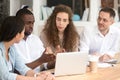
left=54, top=52, right=88, bottom=76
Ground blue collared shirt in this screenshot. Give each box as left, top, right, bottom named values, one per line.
left=0, top=42, right=31, bottom=80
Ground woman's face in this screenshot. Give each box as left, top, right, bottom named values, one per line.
left=56, top=12, right=69, bottom=33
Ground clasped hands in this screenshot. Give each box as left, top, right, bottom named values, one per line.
left=92, top=52, right=113, bottom=62
left=34, top=71, right=55, bottom=80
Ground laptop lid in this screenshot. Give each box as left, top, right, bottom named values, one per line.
left=54, top=52, right=88, bottom=76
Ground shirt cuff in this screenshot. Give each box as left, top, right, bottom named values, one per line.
left=44, top=63, right=48, bottom=70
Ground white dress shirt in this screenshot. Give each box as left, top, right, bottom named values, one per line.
left=14, top=34, right=45, bottom=72
left=80, top=25, right=120, bottom=57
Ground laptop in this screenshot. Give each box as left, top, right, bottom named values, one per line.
left=54, top=52, right=88, bottom=76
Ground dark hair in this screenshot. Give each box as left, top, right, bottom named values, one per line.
left=16, top=8, right=33, bottom=18
left=22, top=5, right=29, bottom=9
left=0, top=16, right=25, bottom=42
left=99, top=7, right=115, bottom=18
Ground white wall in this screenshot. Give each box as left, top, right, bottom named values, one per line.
left=20, top=0, right=33, bottom=8
left=32, top=0, right=47, bottom=35
left=89, top=0, right=100, bottom=22
left=39, top=0, right=47, bottom=6
left=10, top=0, right=20, bottom=15
left=10, top=0, right=33, bottom=16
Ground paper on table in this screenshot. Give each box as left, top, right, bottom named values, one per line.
left=104, top=59, right=117, bottom=64
left=97, top=63, right=112, bottom=68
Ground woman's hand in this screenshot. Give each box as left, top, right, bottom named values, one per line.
left=36, top=71, right=55, bottom=80
left=54, top=45, right=65, bottom=55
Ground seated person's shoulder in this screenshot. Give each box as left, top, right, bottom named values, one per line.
left=110, top=25, right=120, bottom=34
left=30, top=34, right=40, bottom=39
left=83, top=25, right=97, bottom=35
left=29, top=34, right=43, bottom=43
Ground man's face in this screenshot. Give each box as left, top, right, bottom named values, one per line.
left=22, top=14, right=35, bottom=36
left=97, top=11, right=114, bottom=32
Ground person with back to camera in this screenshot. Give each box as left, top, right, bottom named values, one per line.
left=80, top=7, right=120, bottom=62
left=0, top=16, right=55, bottom=80
left=14, top=7, right=56, bottom=73
left=40, top=4, right=80, bottom=69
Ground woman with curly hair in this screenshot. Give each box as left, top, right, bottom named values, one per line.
left=40, top=4, right=80, bottom=52
left=40, top=5, right=80, bottom=69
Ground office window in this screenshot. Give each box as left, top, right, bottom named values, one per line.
left=47, top=0, right=85, bottom=19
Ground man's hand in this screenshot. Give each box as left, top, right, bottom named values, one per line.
left=39, top=47, right=56, bottom=63
left=99, top=54, right=113, bottom=62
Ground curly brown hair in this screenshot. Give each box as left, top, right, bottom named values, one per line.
left=42, top=5, right=79, bottom=52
